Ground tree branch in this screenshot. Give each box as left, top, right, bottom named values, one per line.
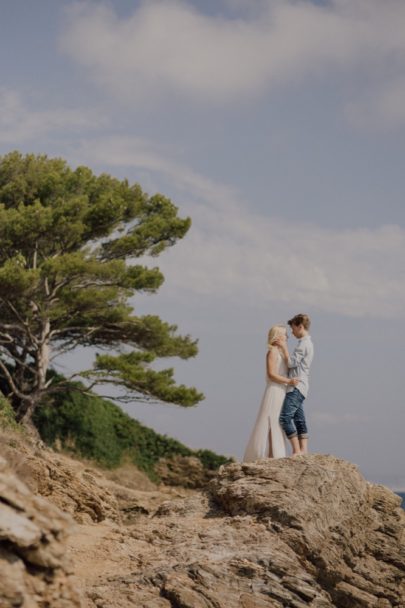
left=0, top=323, right=29, bottom=333
left=0, top=358, right=31, bottom=401
left=50, top=325, right=101, bottom=338
left=1, top=299, right=38, bottom=346
left=0, top=347, right=35, bottom=373
left=0, top=332, right=13, bottom=344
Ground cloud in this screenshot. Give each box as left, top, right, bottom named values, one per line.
left=0, top=88, right=104, bottom=146
left=346, top=77, right=405, bottom=129
left=159, top=209, right=405, bottom=319
left=60, top=1, right=405, bottom=125
left=75, top=135, right=235, bottom=205
left=77, top=135, right=405, bottom=320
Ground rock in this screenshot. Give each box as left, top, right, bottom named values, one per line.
left=0, top=432, right=196, bottom=525
left=3, top=428, right=403, bottom=608
left=0, top=501, right=41, bottom=546
left=155, top=455, right=216, bottom=488
left=0, top=434, right=121, bottom=523
left=209, top=454, right=405, bottom=607
left=82, top=455, right=404, bottom=607
left=0, top=455, right=82, bottom=608
left=103, top=461, right=158, bottom=491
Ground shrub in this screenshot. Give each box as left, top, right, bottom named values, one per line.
left=34, top=386, right=232, bottom=481
left=0, top=395, right=20, bottom=431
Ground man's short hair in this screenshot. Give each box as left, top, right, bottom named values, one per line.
left=288, top=313, right=311, bottom=330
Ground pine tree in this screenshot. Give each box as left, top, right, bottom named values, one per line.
left=0, top=152, right=203, bottom=427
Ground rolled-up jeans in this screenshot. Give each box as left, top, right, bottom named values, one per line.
left=279, top=388, right=308, bottom=439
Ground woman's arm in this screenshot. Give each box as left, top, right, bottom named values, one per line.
left=267, top=349, right=299, bottom=386
left=274, top=338, right=304, bottom=369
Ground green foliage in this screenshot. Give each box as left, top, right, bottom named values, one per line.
left=0, top=395, right=20, bottom=431
left=34, top=387, right=231, bottom=481
left=0, top=151, right=203, bottom=417
left=195, top=449, right=229, bottom=471
left=93, top=351, right=203, bottom=406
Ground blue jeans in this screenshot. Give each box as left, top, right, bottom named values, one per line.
left=279, top=388, right=308, bottom=439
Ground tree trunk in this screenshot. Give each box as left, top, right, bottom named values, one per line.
left=16, top=397, right=42, bottom=442
left=37, top=318, right=50, bottom=391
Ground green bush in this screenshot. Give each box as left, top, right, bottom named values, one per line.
left=34, top=386, right=232, bottom=481
left=0, top=395, right=20, bottom=431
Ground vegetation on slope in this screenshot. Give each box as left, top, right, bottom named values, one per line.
left=33, top=387, right=231, bottom=482
left=0, top=395, right=20, bottom=432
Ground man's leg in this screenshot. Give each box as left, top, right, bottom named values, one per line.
left=294, top=398, right=309, bottom=455
left=299, top=438, right=308, bottom=454
left=290, top=435, right=302, bottom=456
left=279, top=390, right=302, bottom=456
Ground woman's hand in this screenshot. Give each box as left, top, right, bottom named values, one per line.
left=273, top=336, right=289, bottom=364
left=273, top=336, right=286, bottom=347
left=288, top=378, right=300, bottom=386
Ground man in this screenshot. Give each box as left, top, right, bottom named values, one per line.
left=275, top=313, right=314, bottom=456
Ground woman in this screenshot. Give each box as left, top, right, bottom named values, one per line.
left=243, top=325, right=298, bottom=461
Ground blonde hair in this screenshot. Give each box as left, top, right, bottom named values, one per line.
left=267, top=324, right=287, bottom=350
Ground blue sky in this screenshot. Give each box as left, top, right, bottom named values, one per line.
left=1, top=0, right=405, bottom=488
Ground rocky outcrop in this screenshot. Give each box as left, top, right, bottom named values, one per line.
left=0, top=455, right=82, bottom=608
left=209, top=455, right=405, bottom=607
left=155, top=455, right=217, bottom=488
left=0, top=435, right=121, bottom=523
left=82, top=454, right=405, bottom=608
left=1, top=430, right=403, bottom=608
left=0, top=431, right=196, bottom=528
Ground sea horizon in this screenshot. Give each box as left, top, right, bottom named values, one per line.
left=395, top=492, right=405, bottom=509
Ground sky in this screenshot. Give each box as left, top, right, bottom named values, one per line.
left=0, top=0, right=404, bottom=488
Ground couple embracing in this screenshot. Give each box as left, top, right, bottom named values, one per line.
left=243, top=314, right=314, bottom=461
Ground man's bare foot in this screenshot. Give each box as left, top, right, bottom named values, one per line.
left=291, top=452, right=303, bottom=457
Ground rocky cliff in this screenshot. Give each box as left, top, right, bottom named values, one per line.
left=208, top=456, right=405, bottom=607
left=0, top=455, right=82, bottom=608
left=0, top=438, right=404, bottom=608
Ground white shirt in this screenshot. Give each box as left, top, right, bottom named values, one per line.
left=286, top=334, right=314, bottom=399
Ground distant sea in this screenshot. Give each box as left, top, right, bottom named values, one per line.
left=396, top=492, right=405, bottom=509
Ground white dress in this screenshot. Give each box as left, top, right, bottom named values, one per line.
left=243, top=349, right=288, bottom=461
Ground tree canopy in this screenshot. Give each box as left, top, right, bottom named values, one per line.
left=0, top=151, right=203, bottom=424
